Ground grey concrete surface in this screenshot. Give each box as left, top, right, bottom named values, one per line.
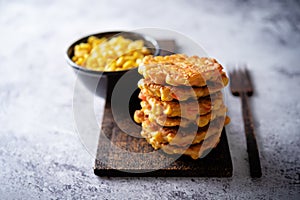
left=0, top=0, right=299, bottom=199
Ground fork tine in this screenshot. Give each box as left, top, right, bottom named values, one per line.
left=240, top=67, right=253, bottom=96
left=245, top=68, right=254, bottom=96
left=229, top=68, right=240, bottom=96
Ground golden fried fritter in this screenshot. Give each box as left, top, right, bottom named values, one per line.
left=160, top=133, right=221, bottom=160
left=139, top=116, right=229, bottom=148
left=139, top=54, right=227, bottom=87
left=138, top=76, right=228, bottom=101
left=142, top=105, right=227, bottom=127
left=139, top=91, right=224, bottom=119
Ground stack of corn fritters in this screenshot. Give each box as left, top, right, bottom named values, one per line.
left=134, top=54, right=230, bottom=159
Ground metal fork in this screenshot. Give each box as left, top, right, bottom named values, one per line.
left=229, top=67, right=262, bottom=178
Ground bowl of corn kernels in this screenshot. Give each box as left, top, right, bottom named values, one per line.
left=65, top=31, right=160, bottom=100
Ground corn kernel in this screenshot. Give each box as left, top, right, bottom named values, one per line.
left=142, top=47, right=150, bottom=54
left=83, top=53, right=89, bottom=59
left=136, top=58, right=142, bottom=65
left=110, top=61, right=116, bottom=69
left=87, top=36, right=97, bottom=44
left=123, top=60, right=135, bottom=69
left=132, top=51, right=141, bottom=59
left=116, top=56, right=125, bottom=67
left=79, top=43, right=91, bottom=50
left=76, top=57, right=83, bottom=65
left=72, top=56, right=78, bottom=62
left=124, top=55, right=134, bottom=61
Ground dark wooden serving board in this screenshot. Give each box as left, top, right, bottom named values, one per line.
left=94, top=40, right=233, bottom=177
left=94, top=103, right=233, bottom=177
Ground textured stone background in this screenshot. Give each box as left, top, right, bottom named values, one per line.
left=0, top=0, right=299, bottom=199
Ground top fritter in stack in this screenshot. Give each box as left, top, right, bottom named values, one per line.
left=134, top=54, right=230, bottom=159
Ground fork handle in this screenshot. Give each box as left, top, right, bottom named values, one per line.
left=240, top=92, right=262, bottom=178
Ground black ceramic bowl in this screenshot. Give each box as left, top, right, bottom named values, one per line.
left=65, top=31, right=160, bottom=101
